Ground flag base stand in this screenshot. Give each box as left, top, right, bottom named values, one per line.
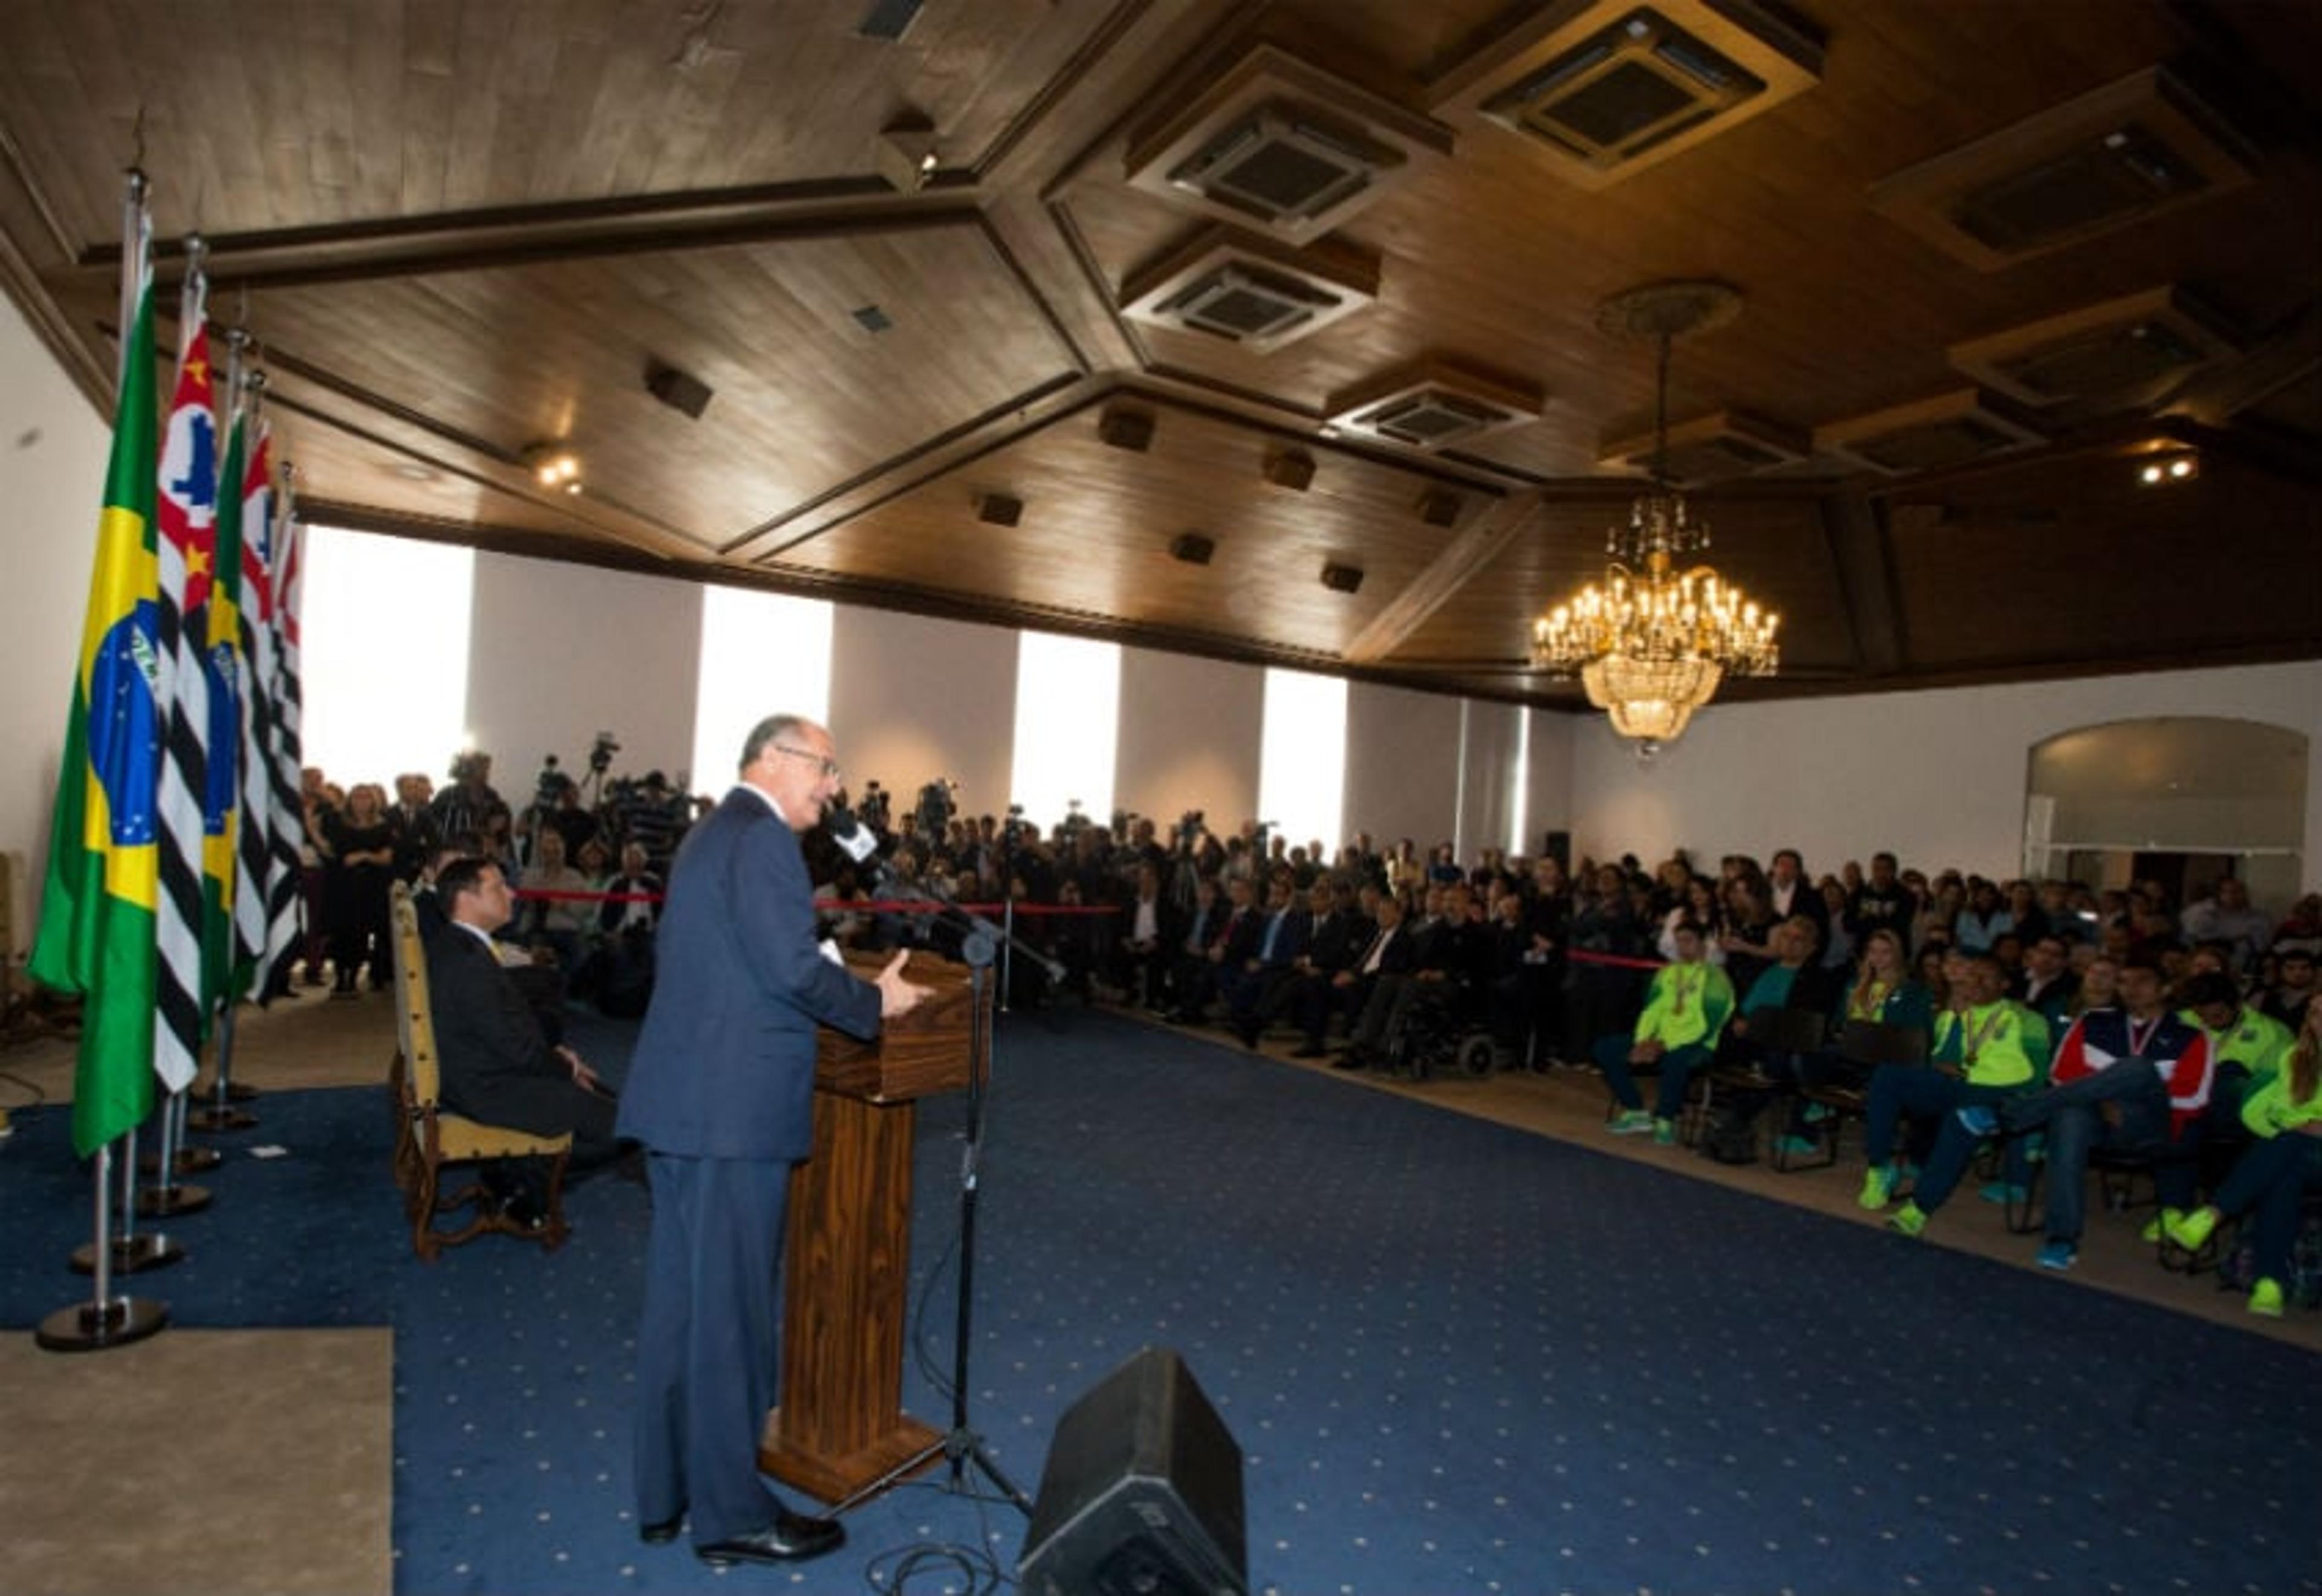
left=185, top=1105, right=256, bottom=1133
left=71, top=1233, right=184, bottom=1275
left=222, top=1080, right=260, bottom=1102
left=36, top=1294, right=169, bottom=1353
left=140, top=1146, right=223, bottom=1176
left=135, top=1182, right=212, bottom=1219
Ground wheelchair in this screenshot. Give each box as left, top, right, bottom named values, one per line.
left=1379, top=976, right=1500, bottom=1080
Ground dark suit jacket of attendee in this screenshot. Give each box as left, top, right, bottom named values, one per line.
left=426, top=924, right=574, bottom=1134
left=1765, top=875, right=1827, bottom=933
left=1212, top=904, right=1263, bottom=967
left=616, top=787, right=879, bottom=1164
left=1307, top=909, right=1370, bottom=974
left=1119, top=891, right=1183, bottom=952
left=1251, top=906, right=1313, bottom=971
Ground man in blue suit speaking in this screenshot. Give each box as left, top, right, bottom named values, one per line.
left=619, top=713, right=926, bottom=1568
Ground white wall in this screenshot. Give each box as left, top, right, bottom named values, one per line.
left=1568, top=661, right=2322, bottom=897
left=1455, top=699, right=1521, bottom=859
left=464, top=550, right=705, bottom=791
left=828, top=607, right=1018, bottom=823
left=0, top=296, right=112, bottom=948
left=1344, top=681, right=1463, bottom=851
left=1114, top=646, right=1263, bottom=831
left=1525, top=708, right=1575, bottom=856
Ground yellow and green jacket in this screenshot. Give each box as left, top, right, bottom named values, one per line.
left=2240, top=1062, right=2322, bottom=1138
left=2180, top=1005, right=2295, bottom=1093
left=1634, top=960, right=1735, bottom=1051
left=1930, top=999, right=2047, bottom=1089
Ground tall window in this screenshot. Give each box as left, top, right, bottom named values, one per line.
left=301, top=527, right=472, bottom=787
left=1260, top=667, right=1347, bottom=852
left=1010, top=631, right=1119, bottom=829
left=691, top=586, right=833, bottom=789
left=1509, top=707, right=1532, bottom=858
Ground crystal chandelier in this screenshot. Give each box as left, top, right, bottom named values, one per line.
left=1532, top=283, right=1778, bottom=749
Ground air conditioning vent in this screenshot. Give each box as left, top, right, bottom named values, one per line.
left=1956, top=125, right=2205, bottom=255
left=1597, top=410, right=1807, bottom=485
left=1327, top=362, right=1543, bottom=453
left=1816, top=389, right=2043, bottom=478
left=1430, top=0, right=1820, bottom=190
left=1126, top=41, right=1454, bottom=245
left=1870, top=68, right=2255, bottom=271
left=1121, top=226, right=1381, bottom=355
left=1169, top=106, right=1393, bottom=227
left=1948, top=286, right=2239, bottom=409
left=1485, top=9, right=1763, bottom=170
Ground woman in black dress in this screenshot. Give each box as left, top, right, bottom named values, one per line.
left=325, top=782, right=397, bottom=994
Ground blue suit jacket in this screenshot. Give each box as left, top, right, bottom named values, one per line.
left=616, top=787, right=880, bottom=1162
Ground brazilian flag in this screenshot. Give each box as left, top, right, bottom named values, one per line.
left=28, top=250, right=162, bottom=1158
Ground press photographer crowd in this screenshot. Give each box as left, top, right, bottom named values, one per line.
left=287, top=738, right=2322, bottom=1319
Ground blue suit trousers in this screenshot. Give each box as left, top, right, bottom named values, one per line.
left=634, top=1153, right=793, bottom=1547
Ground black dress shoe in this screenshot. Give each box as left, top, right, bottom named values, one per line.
left=695, top=1510, right=845, bottom=1566
left=639, top=1516, right=682, bottom=1545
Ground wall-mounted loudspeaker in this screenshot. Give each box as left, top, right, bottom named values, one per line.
left=1321, top=562, right=1364, bottom=594
left=1020, top=1346, right=1247, bottom=1596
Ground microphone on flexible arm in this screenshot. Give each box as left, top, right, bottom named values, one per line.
left=819, top=802, right=1062, bottom=984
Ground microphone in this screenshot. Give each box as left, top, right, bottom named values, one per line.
left=824, top=802, right=882, bottom=868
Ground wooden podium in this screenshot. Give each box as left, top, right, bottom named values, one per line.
left=758, top=949, right=984, bottom=1504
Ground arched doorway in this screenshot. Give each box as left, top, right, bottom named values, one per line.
left=2024, top=716, right=2307, bottom=913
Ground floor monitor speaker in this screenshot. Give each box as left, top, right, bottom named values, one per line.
left=1018, top=1346, right=1247, bottom=1596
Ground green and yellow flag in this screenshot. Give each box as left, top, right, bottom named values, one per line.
left=28, top=209, right=162, bottom=1158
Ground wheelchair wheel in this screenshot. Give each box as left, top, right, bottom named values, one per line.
left=1458, top=1034, right=1496, bottom=1077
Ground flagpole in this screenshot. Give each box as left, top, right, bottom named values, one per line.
left=141, top=231, right=215, bottom=1224
left=43, top=164, right=170, bottom=1349
left=190, top=329, right=259, bottom=1134
left=73, top=1115, right=185, bottom=1276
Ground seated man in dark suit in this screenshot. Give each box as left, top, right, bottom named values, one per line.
left=428, top=856, right=625, bottom=1216
left=1226, top=875, right=1312, bottom=1046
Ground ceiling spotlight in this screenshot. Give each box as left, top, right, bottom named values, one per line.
left=877, top=115, right=940, bottom=193
left=2137, top=450, right=2198, bottom=485
left=522, top=443, right=582, bottom=490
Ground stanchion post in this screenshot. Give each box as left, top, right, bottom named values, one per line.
left=40, top=1141, right=170, bottom=1351
left=188, top=1002, right=256, bottom=1132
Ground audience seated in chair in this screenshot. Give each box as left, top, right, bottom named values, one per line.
left=1719, top=915, right=1842, bottom=1153
left=1865, top=953, right=2044, bottom=1228
left=1594, top=921, right=1734, bottom=1145
left=429, top=856, right=628, bottom=1221
left=2164, top=999, right=2322, bottom=1317
left=1948, top=955, right=2211, bottom=1272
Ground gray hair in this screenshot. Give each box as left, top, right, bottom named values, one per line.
left=740, top=713, right=811, bottom=774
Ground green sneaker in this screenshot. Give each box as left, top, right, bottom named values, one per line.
left=1977, top=1180, right=2028, bottom=1205
left=2139, top=1207, right=2185, bottom=1245
left=1887, top=1201, right=1928, bottom=1238
left=1775, top=1135, right=1820, bottom=1158
left=1857, top=1166, right=1898, bottom=1211
left=1607, top=1109, right=1655, bottom=1135
left=2164, top=1206, right=2221, bottom=1252
left=2248, top=1277, right=2285, bottom=1318
left=1651, top=1117, right=1676, bottom=1146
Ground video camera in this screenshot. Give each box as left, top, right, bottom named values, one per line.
left=859, top=780, right=892, bottom=833
left=587, top=730, right=620, bottom=776
left=916, top=779, right=958, bottom=840
left=1176, top=809, right=1205, bottom=855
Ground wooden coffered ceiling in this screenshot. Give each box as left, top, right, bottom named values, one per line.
left=2, top=0, right=2317, bottom=710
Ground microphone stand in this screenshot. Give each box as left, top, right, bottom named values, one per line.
left=819, top=810, right=1033, bottom=1517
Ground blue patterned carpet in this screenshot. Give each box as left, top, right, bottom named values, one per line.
left=4, top=1007, right=2318, bottom=1595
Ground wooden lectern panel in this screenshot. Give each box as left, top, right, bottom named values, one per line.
left=761, top=948, right=987, bottom=1504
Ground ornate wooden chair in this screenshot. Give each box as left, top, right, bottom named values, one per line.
left=388, top=882, right=572, bottom=1260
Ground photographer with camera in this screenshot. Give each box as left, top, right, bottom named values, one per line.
left=431, top=750, right=511, bottom=851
